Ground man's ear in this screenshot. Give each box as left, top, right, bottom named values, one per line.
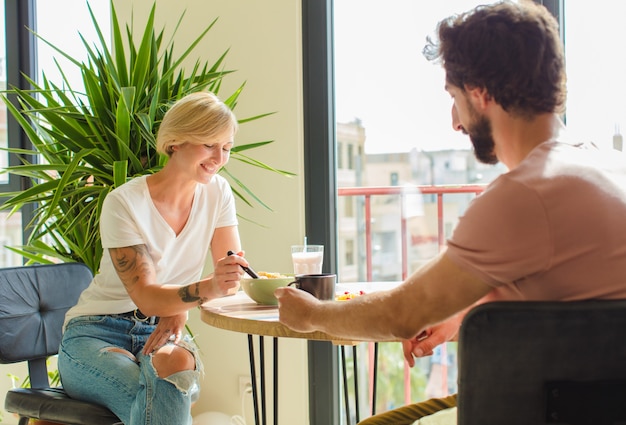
left=465, top=85, right=491, bottom=110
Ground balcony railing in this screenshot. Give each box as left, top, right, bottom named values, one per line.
left=337, top=184, right=485, bottom=416
left=338, top=184, right=485, bottom=280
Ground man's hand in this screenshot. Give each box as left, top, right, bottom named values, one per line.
left=402, top=313, right=463, bottom=367
left=275, top=286, right=320, bottom=333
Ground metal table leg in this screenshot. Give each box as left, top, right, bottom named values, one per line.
left=341, top=346, right=351, bottom=424
left=259, top=337, right=267, bottom=425
left=247, top=335, right=279, bottom=425
left=372, top=342, right=378, bottom=416
left=353, top=345, right=360, bottom=423
left=340, top=343, right=380, bottom=424
left=248, top=334, right=261, bottom=425
left=273, top=337, right=278, bottom=425
left=251, top=336, right=378, bottom=425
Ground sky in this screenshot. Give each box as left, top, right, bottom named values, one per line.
left=35, top=1, right=111, bottom=90
left=334, top=0, right=626, bottom=154
left=333, top=0, right=488, bottom=154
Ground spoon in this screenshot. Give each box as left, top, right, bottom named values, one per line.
left=227, top=250, right=259, bottom=278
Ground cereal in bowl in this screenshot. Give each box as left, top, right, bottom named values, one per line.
left=257, top=271, right=290, bottom=279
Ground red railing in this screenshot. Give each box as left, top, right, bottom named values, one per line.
left=337, top=184, right=485, bottom=409
left=338, top=185, right=485, bottom=280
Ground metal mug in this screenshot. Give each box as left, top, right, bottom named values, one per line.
left=288, top=273, right=336, bottom=300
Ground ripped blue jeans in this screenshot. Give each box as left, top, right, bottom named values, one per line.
left=58, top=315, right=202, bottom=425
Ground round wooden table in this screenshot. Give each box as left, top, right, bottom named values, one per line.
left=200, top=282, right=401, bottom=425
left=201, top=290, right=358, bottom=343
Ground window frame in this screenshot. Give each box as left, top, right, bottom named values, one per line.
left=2, top=0, right=37, bottom=251
left=302, top=1, right=340, bottom=424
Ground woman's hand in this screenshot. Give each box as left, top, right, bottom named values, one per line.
left=209, top=252, right=245, bottom=298
left=143, top=312, right=187, bottom=354
left=177, top=253, right=244, bottom=307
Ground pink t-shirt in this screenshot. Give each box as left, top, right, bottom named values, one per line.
left=446, top=140, right=626, bottom=301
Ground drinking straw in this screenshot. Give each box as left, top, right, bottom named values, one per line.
left=304, top=236, right=307, bottom=252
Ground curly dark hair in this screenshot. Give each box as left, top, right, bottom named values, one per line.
left=423, top=0, right=566, bottom=118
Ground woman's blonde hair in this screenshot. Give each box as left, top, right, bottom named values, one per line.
left=156, top=91, right=238, bottom=156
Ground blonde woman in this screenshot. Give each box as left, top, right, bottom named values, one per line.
left=59, top=91, right=250, bottom=425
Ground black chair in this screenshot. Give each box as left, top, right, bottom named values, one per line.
left=0, top=263, right=122, bottom=425
left=457, top=300, right=626, bottom=425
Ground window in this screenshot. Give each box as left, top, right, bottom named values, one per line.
left=35, top=2, right=111, bottom=89
left=0, top=1, right=32, bottom=268
left=333, top=1, right=573, bottom=419
left=345, top=239, right=354, bottom=266
left=0, top=2, right=110, bottom=267
left=564, top=2, right=626, bottom=148
left=0, top=2, right=6, bottom=186
left=390, top=172, right=398, bottom=186
left=337, top=141, right=344, bottom=168
left=347, top=143, right=354, bottom=170
left=305, top=0, right=626, bottom=423
left=0, top=32, right=16, bottom=264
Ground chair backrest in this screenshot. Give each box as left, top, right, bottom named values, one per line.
left=457, top=300, right=626, bottom=425
left=0, top=263, right=92, bottom=386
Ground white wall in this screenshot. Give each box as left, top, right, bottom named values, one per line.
left=0, top=2, right=308, bottom=423
left=111, top=1, right=309, bottom=423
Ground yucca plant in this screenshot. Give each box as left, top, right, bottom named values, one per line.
left=0, top=2, right=292, bottom=272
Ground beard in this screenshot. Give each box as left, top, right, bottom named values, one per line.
left=466, top=108, right=498, bottom=165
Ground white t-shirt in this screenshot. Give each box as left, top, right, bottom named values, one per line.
left=64, top=174, right=238, bottom=325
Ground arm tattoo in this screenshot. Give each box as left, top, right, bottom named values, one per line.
left=178, top=281, right=207, bottom=305
left=110, top=245, right=154, bottom=292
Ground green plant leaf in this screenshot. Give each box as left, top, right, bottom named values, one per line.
left=0, top=1, right=294, bottom=268
left=113, top=161, right=128, bottom=188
